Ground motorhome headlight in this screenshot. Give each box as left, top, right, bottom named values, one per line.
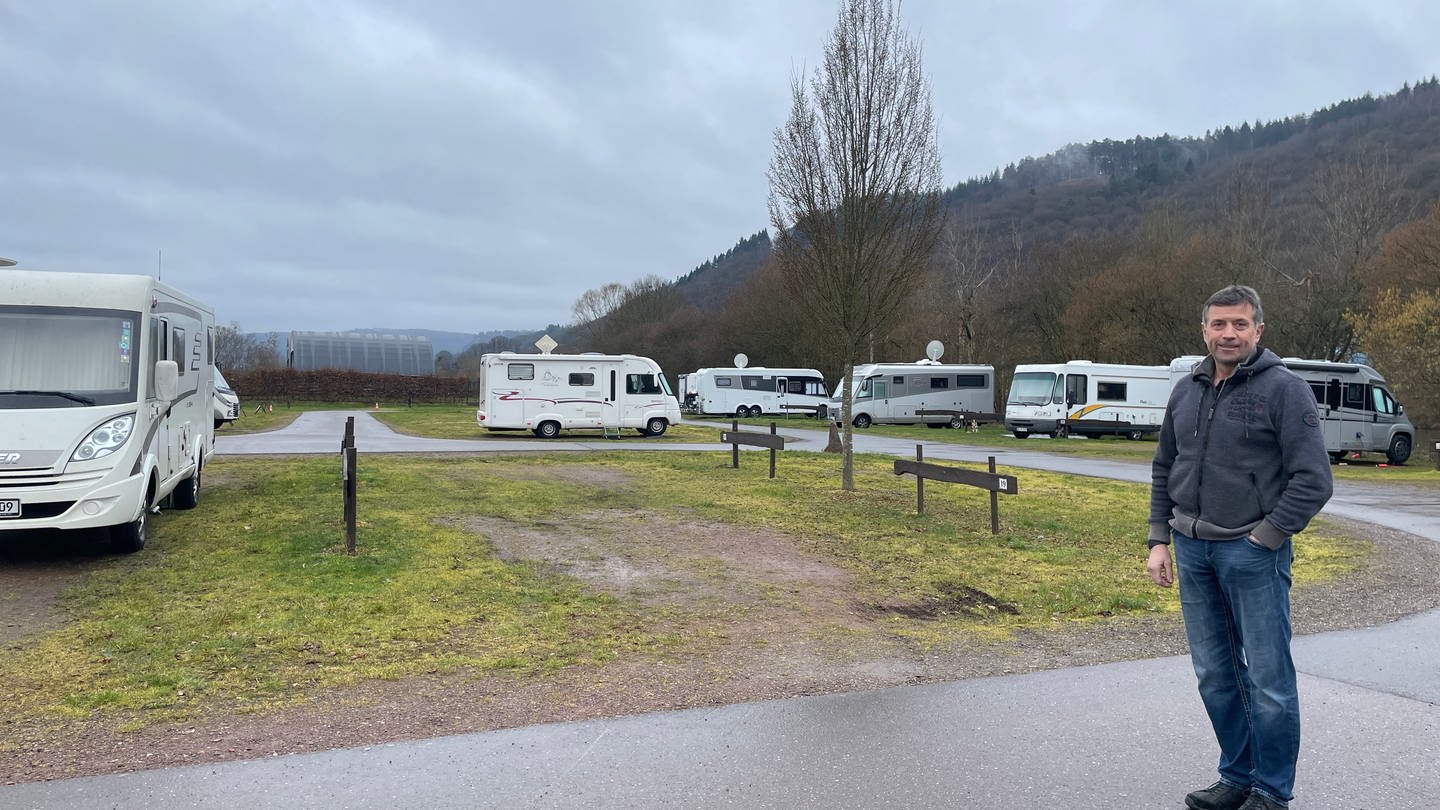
left=72, top=414, right=136, bottom=461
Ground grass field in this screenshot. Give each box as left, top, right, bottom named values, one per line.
left=1, top=450, right=1363, bottom=729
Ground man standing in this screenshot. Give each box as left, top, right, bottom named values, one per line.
left=1148, top=284, right=1333, bottom=810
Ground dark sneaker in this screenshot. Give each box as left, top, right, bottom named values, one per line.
left=1237, top=792, right=1288, bottom=809
left=1186, top=780, right=1251, bottom=810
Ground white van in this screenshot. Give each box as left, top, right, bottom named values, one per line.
left=476, top=352, right=681, bottom=438
left=832, top=361, right=995, bottom=428
left=680, top=366, right=830, bottom=417
left=1169, top=355, right=1416, bottom=464
left=0, top=270, right=215, bottom=552
left=214, top=368, right=241, bottom=428
left=1006, top=361, right=1171, bottom=439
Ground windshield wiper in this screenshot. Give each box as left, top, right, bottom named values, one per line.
left=0, top=390, right=98, bottom=405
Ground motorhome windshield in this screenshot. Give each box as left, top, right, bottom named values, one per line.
left=1007, top=372, right=1059, bottom=406
left=0, top=306, right=142, bottom=408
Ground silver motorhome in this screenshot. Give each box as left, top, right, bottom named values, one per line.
left=832, top=361, right=995, bottom=428
left=679, top=366, right=830, bottom=417
left=1, top=270, right=215, bottom=552
left=1169, top=355, right=1415, bottom=465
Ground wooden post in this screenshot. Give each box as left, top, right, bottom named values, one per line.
left=732, top=420, right=740, bottom=469
left=916, top=444, right=925, bottom=515
left=769, top=422, right=777, bottom=479
left=344, top=446, right=357, bottom=554
left=989, top=455, right=999, bottom=534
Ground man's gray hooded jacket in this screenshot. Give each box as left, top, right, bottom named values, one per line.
left=1149, top=348, right=1333, bottom=550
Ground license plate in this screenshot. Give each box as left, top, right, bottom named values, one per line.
left=0, top=498, right=19, bottom=518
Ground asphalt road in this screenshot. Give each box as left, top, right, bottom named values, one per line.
left=4, top=412, right=1435, bottom=809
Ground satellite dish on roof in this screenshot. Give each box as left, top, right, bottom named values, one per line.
left=925, top=340, right=944, bottom=362
left=734, top=353, right=749, bottom=369
left=535, top=334, right=558, bottom=355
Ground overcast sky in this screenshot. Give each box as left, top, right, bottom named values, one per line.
left=4, top=1, right=1438, bottom=336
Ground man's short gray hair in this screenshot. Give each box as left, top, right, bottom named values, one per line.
left=1203, top=284, right=1264, bottom=325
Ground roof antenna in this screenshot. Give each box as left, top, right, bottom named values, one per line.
left=157, top=249, right=163, bottom=281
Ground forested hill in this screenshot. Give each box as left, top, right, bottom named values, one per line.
left=938, top=77, right=1440, bottom=249
left=673, top=230, right=772, bottom=310
left=673, top=78, right=1440, bottom=311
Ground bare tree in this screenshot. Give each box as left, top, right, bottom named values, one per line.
left=767, top=0, right=944, bottom=490
left=213, top=322, right=279, bottom=372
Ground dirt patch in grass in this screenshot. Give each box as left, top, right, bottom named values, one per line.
left=3, top=504, right=1438, bottom=784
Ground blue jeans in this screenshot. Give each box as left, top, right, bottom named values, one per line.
left=1173, top=530, right=1298, bottom=806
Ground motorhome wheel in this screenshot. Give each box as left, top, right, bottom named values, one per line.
left=1126, top=430, right=1144, bottom=441
left=109, top=511, right=147, bottom=554
left=852, top=413, right=872, bottom=429
left=735, top=406, right=749, bottom=418
left=534, top=421, right=562, bottom=439
left=172, top=466, right=200, bottom=510
left=747, top=405, right=763, bottom=418
left=644, top=417, right=668, bottom=437
left=948, top=416, right=964, bottom=429
left=1387, top=434, right=1412, bottom=465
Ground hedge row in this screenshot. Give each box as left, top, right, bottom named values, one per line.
left=228, top=368, right=476, bottom=404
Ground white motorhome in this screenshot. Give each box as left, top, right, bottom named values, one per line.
left=1006, top=361, right=1171, bottom=439
left=0, top=270, right=215, bottom=553
left=832, top=361, right=996, bottom=428
left=680, top=367, right=830, bottom=417
left=213, top=367, right=241, bottom=428
left=476, top=352, right=681, bottom=438
left=1170, top=355, right=1416, bottom=465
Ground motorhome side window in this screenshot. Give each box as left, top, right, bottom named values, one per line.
left=507, top=364, right=534, bottom=381
left=715, top=377, right=734, bottom=387
left=1065, top=375, right=1087, bottom=406
left=171, top=327, right=187, bottom=375
left=929, top=377, right=949, bottom=389
left=1343, top=383, right=1366, bottom=410
left=857, top=378, right=873, bottom=397
left=1096, top=382, right=1127, bottom=401
left=742, top=376, right=773, bottom=391
left=568, top=373, right=594, bottom=386
left=956, top=374, right=986, bottom=388
left=626, top=374, right=661, bottom=395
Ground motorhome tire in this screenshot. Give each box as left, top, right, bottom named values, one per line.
left=747, top=405, right=763, bottom=418
left=736, top=406, right=749, bottom=418
left=852, top=413, right=872, bottom=429
left=172, top=466, right=200, bottom=510
left=816, top=405, right=828, bottom=419
left=643, top=417, right=668, bottom=437
left=1387, top=435, right=1412, bottom=465
left=109, top=511, right=147, bottom=554
left=534, top=421, right=561, bottom=439
left=949, top=416, right=965, bottom=429
left=1126, top=430, right=1144, bottom=441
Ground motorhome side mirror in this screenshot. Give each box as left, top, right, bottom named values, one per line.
left=155, top=360, right=179, bottom=403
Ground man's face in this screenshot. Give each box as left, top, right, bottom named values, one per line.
left=1203, top=302, right=1264, bottom=368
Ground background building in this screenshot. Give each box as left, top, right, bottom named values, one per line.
left=287, top=331, right=435, bottom=375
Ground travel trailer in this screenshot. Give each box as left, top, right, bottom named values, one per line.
left=1170, top=355, right=1415, bottom=465
left=679, top=366, right=830, bottom=417
left=476, top=352, right=682, bottom=438
left=213, top=367, right=241, bottom=428
left=0, top=270, right=216, bottom=553
left=831, top=361, right=996, bottom=428
left=1005, top=361, right=1171, bottom=439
